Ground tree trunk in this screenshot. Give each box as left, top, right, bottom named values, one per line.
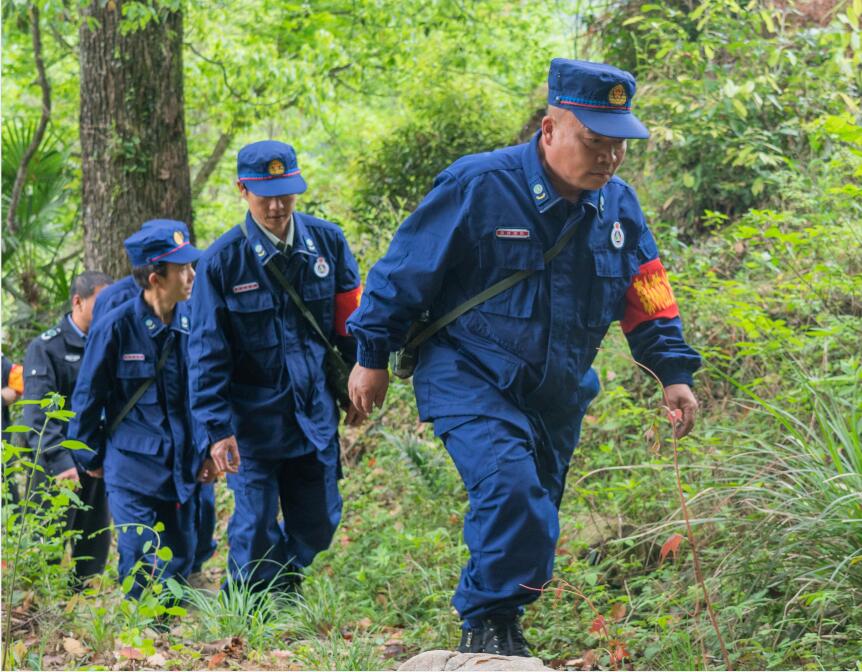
left=79, top=0, right=193, bottom=278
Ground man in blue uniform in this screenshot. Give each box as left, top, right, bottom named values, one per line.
left=188, top=140, right=364, bottom=593
left=347, top=59, right=702, bottom=655
left=23, top=271, right=112, bottom=585
left=69, top=221, right=214, bottom=598
left=91, top=224, right=218, bottom=580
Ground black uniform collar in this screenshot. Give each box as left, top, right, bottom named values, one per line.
left=59, top=313, right=86, bottom=350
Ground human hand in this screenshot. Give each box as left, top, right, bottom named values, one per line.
left=210, top=435, right=240, bottom=474
left=86, top=467, right=104, bottom=479
left=1, top=386, right=19, bottom=406
left=196, top=457, right=219, bottom=483
left=343, top=400, right=367, bottom=427
left=348, top=365, right=389, bottom=416
left=664, top=384, right=698, bottom=438
left=56, top=467, right=80, bottom=484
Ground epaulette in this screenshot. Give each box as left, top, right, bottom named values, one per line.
left=40, top=327, right=60, bottom=341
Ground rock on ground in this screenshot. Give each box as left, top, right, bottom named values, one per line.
left=397, top=650, right=553, bottom=671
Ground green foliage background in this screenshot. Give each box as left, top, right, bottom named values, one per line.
left=2, top=0, right=861, bottom=669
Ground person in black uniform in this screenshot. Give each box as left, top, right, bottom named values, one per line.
left=22, top=270, right=113, bottom=585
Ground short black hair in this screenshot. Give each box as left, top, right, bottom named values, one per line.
left=70, top=270, right=113, bottom=302
left=132, top=263, right=168, bottom=290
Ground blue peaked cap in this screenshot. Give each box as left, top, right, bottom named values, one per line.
left=237, top=140, right=308, bottom=197
left=547, top=59, right=649, bottom=139
left=124, top=219, right=201, bottom=266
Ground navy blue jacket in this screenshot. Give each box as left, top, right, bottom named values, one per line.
left=187, top=212, right=361, bottom=465
left=347, top=132, right=701, bottom=430
left=69, top=296, right=206, bottom=503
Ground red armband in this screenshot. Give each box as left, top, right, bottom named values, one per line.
left=334, top=285, right=362, bottom=337
left=620, top=258, right=679, bottom=334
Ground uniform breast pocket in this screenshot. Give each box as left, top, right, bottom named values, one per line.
left=301, top=271, right=335, bottom=331
left=225, top=290, right=279, bottom=350
left=588, top=249, right=639, bottom=327
left=476, top=236, right=545, bottom=318
left=116, top=360, right=157, bottom=403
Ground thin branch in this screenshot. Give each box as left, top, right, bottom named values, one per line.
left=5, top=5, right=52, bottom=237
left=191, top=130, right=234, bottom=198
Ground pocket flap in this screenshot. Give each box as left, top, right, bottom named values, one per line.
left=479, top=237, right=545, bottom=271
left=116, top=360, right=156, bottom=379
left=225, top=289, right=275, bottom=313
left=111, top=430, right=162, bottom=456
left=593, top=249, right=638, bottom=278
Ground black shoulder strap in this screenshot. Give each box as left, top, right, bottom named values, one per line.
left=239, top=220, right=342, bottom=361
left=108, top=331, right=175, bottom=436
left=404, top=223, right=581, bottom=351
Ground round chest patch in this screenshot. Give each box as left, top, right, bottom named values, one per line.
left=610, top=221, right=625, bottom=249
left=268, top=159, right=285, bottom=175
left=313, top=256, right=330, bottom=278
left=608, top=84, right=627, bottom=106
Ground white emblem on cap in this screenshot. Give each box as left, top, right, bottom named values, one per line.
left=313, top=256, right=330, bottom=278
left=611, top=221, right=625, bottom=249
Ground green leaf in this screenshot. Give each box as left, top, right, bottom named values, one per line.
left=165, top=578, right=185, bottom=599
left=156, top=546, right=173, bottom=562
left=3, top=425, right=32, bottom=433
left=122, top=575, right=135, bottom=594
left=166, top=606, right=187, bottom=617
left=622, top=15, right=645, bottom=26
left=732, top=98, right=748, bottom=118
left=153, top=521, right=165, bottom=533
left=60, top=439, right=90, bottom=451
left=682, top=173, right=696, bottom=188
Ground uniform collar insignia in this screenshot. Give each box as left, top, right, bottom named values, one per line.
left=522, top=131, right=563, bottom=214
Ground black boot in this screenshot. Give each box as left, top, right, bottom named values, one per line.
left=458, top=615, right=532, bottom=657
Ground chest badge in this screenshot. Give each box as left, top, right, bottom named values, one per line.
left=313, top=256, right=330, bottom=278
left=232, top=282, right=260, bottom=294
left=64, top=354, right=81, bottom=363
left=495, top=228, right=531, bottom=239
left=122, top=353, right=145, bottom=362
left=611, top=221, right=625, bottom=249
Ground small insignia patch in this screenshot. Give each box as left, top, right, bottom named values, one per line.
left=305, top=237, right=316, bottom=251
left=40, top=328, right=58, bottom=341
left=180, top=315, right=189, bottom=330
left=610, top=221, right=625, bottom=249
left=496, top=228, right=531, bottom=239
left=122, top=354, right=145, bottom=362
left=313, top=256, right=330, bottom=278
left=232, top=282, right=260, bottom=294
left=268, top=159, right=285, bottom=175
left=599, top=192, right=605, bottom=214
left=608, top=84, right=627, bottom=106
left=64, top=354, right=81, bottom=363
left=254, top=243, right=265, bottom=257
left=532, top=183, right=544, bottom=195
left=173, top=230, right=184, bottom=245
left=145, top=318, right=156, bottom=329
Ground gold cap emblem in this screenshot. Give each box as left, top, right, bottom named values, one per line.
left=608, top=84, right=627, bottom=106
left=267, top=159, right=285, bottom=175
left=173, top=230, right=184, bottom=245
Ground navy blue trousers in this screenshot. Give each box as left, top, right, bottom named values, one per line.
left=193, top=483, right=217, bottom=572
left=224, top=451, right=341, bottom=592
left=435, top=414, right=581, bottom=624
left=107, top=487, right=196, bottom=599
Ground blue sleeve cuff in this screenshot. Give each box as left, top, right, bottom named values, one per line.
left=357, top=345, right=390, bottom=370
left=656, top=366, right=695, bottom=388
left=206, top=422, right=234, bottom=447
